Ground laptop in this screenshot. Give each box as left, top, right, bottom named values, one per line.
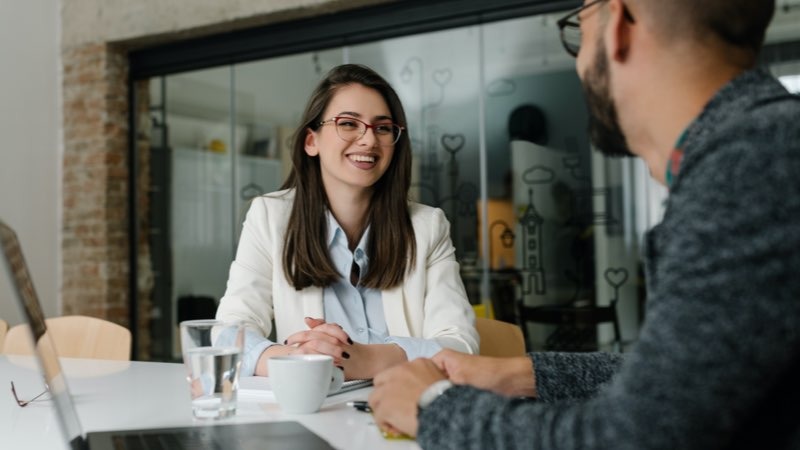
left=0, top=219, right=335, bottom=450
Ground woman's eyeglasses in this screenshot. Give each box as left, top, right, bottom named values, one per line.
left=319, top=116, right=404, bottom=147
left=11, top=381, right=50, bottom=407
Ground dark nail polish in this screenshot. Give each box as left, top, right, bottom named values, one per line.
left=336, top=366, right=344, bottom=371
left=342, top=352, right=350, bottom=359
left=283, top=339, right=287, bottom=345
left=347, top=337, right=353, bottom=345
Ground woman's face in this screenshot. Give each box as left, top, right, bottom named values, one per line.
left=304, top=83, right=396, bottom=199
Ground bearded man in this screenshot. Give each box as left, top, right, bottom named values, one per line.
left=369, top=1, right=800, bottom=449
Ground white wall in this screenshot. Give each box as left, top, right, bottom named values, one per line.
left=0, top=0, right=61, bottom=325
left=61, top=0, right=385, bottom=48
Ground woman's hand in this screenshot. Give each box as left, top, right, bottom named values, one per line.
left=338, top=342, right=406, bottom=380
left=297, top=319, right=406, bottom=379
left=254, top=318, right=408, bottom=379
left=282, top=317, right=353, bottom=365
left=254, top=317, right=352, bottom=375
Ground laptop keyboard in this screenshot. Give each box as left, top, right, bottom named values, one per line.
left=113, top=429, right=222, bottom=450
left=102, top=421, right=334, bottom=450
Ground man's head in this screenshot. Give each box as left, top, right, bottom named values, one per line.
left=560, top=0, right=776, bottom=158
left=634, top=0, right=775, bottom=67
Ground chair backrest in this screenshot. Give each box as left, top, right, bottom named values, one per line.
left=475, top=317, right=526, bottom=357
left=517, top=302, right=621, bottom=352
left=2, top=315, right=131, bottom=361
left=0, top=318, right=7, bottom=352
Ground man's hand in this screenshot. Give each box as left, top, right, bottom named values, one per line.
left=433, top=349, right=537, bottom=398
left=368, top=359, right=447, bottom=437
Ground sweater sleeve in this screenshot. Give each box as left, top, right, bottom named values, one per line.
left=532, top=351, right=624, bottom=403
left=417, top=352, right=623, bottom=449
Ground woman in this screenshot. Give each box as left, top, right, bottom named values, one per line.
left=216, top=64, right=477, bottom=380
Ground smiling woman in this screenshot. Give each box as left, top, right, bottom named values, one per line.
left=215, top=64, right=479, bottom=381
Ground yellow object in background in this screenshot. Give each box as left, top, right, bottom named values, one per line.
left=381, top=429, right=414, bottom=441
left=476, top=199, right=516, bottom=270
left=472, top=302, right=495, bottom=319
left=209, top=139, right=227, bottom=153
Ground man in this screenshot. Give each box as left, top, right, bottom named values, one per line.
left=368, top=0, right=800, bottom=448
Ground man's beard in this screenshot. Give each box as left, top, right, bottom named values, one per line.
left=581, top=40, right=635, bottom=158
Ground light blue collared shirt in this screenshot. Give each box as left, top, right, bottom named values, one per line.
left=228, top=211, right=442, bottom=376
left=323, top=212, right=442, bottom=361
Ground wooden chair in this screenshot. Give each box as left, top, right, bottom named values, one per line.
left=0, top=318, right=8, bottom=352
left=2, top=315, right=131, bottom=361
left=516, top=268, right=628, bottom=352
left=475, top=317, right=526, bottom=357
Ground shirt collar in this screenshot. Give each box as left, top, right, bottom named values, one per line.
left=325, top=210, right=371, bottom=261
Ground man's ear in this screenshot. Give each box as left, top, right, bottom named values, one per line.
left=606, top=0, right=633, bottom=62
left=304, top=128, right=319, bottom=157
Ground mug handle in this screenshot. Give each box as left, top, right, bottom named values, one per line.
left=328, top=366, right=344, bottom=394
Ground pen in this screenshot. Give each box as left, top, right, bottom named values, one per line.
left=346, top=401, right=372, bottom=413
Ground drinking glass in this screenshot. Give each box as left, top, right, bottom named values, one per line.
left=179, top=320, right=244, bottom=419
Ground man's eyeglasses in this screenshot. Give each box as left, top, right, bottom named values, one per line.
left=319, top=116, right=404, bottom=147
left=11, top=381, right=49, bottom=407
left=556, top=0, right=635, bottom=57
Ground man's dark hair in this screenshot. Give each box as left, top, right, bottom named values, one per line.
left=639, top=0, right=775, bottom=64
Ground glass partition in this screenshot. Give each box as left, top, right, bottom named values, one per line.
left=138, top=11, right=646, bottom=359
left=133, top=4, right=800, bottom=360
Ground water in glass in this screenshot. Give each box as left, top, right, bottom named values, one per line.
left=185, top=346, right=242, bottom=419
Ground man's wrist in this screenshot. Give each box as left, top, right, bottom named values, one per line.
left=417, top=379, right=454, bottom=410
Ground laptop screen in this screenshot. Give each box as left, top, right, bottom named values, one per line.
left=0, top=220, right=86, bottom=449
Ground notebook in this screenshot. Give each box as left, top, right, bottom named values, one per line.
left=239, top=376, right=372, bottom=402
left=0, top=219, right=334, bottom=450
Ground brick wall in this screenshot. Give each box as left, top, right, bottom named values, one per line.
left=134, top=80, right=153, bottom=359
left=61, top=43, right=135, bottom=342
left=61, top=42, right=158, bottom=359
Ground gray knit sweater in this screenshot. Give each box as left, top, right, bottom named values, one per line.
left=418, top=69, right=800, bottom=449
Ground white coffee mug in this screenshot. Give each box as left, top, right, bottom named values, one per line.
left=267, top=355, right=344, bottom=414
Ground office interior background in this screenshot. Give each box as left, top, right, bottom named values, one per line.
left=2, top=0, right=799, bottom=361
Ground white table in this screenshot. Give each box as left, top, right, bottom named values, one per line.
left=0, top=355, right=419, bottom=449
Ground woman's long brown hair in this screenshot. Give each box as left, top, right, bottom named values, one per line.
left=280, top=64, right=415, bottom=290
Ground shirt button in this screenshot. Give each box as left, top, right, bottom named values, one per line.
left=356, top=328, right=365, bottom=334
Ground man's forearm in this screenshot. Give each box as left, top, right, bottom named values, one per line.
left=496, top=356, right=537, bottom=398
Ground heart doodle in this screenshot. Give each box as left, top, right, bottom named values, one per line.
left=441, top=134, right=465, bottom=154
left=604, top=268, right=629, bottom=289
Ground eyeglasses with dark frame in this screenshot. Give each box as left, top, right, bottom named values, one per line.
left=319, top=116, right=405, bottom=147
left=11, top=381, right=50, bottom=407
left=556, top=0, right=635, bottom=57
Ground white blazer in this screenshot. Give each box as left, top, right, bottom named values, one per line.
left=216, top=189, right=478, bottom=354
